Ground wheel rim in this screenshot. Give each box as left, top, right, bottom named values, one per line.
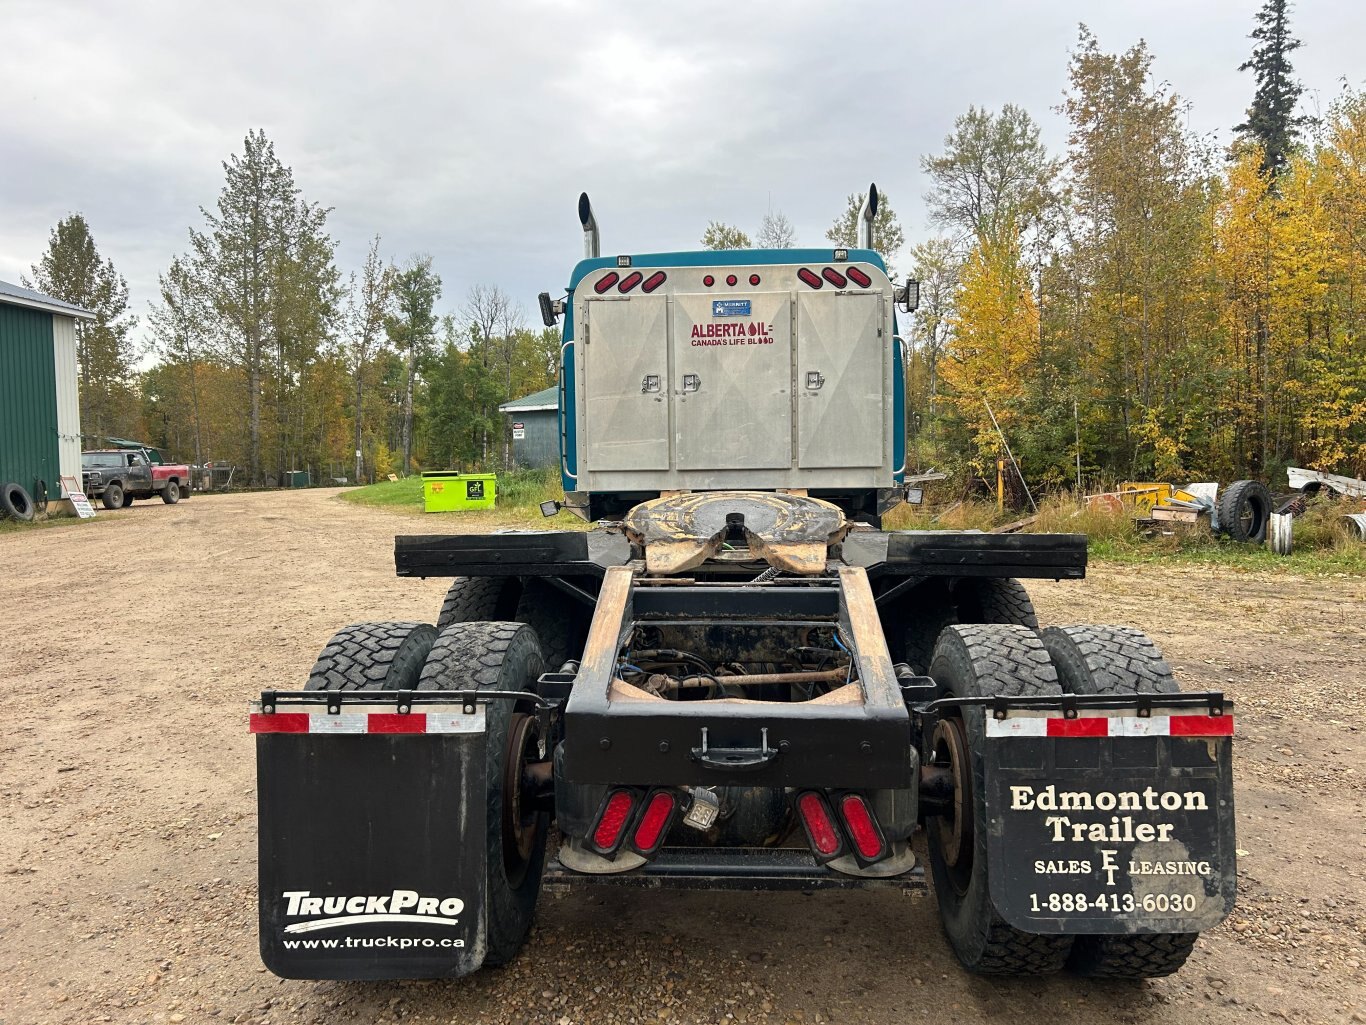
left=502, top=712, right=542, bottom=886
left=930, top=716, right=974, bottom=895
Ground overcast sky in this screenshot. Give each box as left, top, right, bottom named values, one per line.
left=3, top=0, right=1363, bottom=347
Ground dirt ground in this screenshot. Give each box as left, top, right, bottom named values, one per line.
left=2, top=488, right=1364, bottom=1025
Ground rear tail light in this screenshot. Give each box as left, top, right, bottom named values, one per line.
left=641, top=271, right=667, bottom=293
left=846, top=267, right=872, bottom=288
left=822, top=267, right=847, bottom=288
left=838, top=793, right=886, bottom=862
left=796, top=791, right=844, bottom=861
left=797, top=268, right=823, bottom=289
left=630, top=790, right=678, bottom=855
left=617, top=270, right=643, bottom=293
left=594, top=271, right=619, bottom=294
left=590, top=790, right=636, bottom=854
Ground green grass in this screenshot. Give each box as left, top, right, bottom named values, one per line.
left=339, top=468, right=582, bottom=529
left=0, top=511, right=100, bottom=533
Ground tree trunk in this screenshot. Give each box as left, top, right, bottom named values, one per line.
left=354, top=372, right=365, bottom=484
left=402, top=351, right=416, bottom=474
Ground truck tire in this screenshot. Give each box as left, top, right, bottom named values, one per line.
left=419, top=622, right=547, bottom=967
left=894, top=579, right=1037, bottom=676
left=1039, top=624, right=1198, bottom=979
left=305, top=621, right=438, bottom=691
left=437, top=576, right=514, bottom=630
left=162, top=480, right=181, bottom=504
left=925, top=624, right=1074, bottom=974
left=101, top=483, right=124, bottom=511
left=121, top=490, right=135, bottom=508
left=0, top=482, right=35, bottom=522
left=514, top=578, right=586, bottom=671
left=1216, top=480, right=1271, bottom=543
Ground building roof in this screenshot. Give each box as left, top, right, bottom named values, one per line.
left=499, top=385, right=558, bottom=413
left=0, top=279, right=96, bottom=320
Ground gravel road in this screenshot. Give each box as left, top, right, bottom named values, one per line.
left=2, top=488, right=1364, bottom=1025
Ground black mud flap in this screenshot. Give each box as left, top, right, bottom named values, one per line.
left=983, top=703, right=1236, bottom=935
left=253, top=699, right=488, bottom=979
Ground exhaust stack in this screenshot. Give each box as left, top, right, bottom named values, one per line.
left=856, top=183, right=878, bottom=250
left=579, top=192, right=600, bottom=259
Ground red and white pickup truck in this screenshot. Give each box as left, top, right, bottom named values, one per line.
left=81, top=448, right=192, bottom=510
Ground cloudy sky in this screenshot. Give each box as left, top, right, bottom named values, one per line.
left=3, top=0, right=1362, bottom=345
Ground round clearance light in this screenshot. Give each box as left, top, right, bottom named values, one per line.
left=703, top=275, right=715, bottom=287
left=726, top=274, right=738, bottom=286
left=749, top=274, right=761, bottom=286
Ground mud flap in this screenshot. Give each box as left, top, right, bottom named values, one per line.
left=983, top=707, right=1236, bottom=935
left=253, top=701, right=488, bottom=979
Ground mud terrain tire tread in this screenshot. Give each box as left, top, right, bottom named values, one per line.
left=437, top=576, right=512, bottom=630
left=305, top=621, right=437, bottom=691
left=957, top=577, right=1039, bottom=629
left=514, top=578, right=584, bottom=671
left=419, top=622, right=546, bottom=967
left=1040, top=624, right=1197, bottom=979
left=927, top=624, right=1073, bottom=975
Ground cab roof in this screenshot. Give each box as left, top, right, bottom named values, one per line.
left=568, top=247, right=889, bottom=292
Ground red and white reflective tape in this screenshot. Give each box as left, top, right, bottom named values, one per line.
left=985, top=714, right=1233, bottom=739
left=249, top=712, right=482, bottom=735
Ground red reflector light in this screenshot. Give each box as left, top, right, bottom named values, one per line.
left=749, top=274, right=761, bottom=286
left=641, top=271, right=667, bottom=293
left=632, top=791, right=676, bottom=853
left=839, top=794, right=885, bottom=860
left=797, top=268, right=823, bottom=289
left=594, top=272, right=619, bottom=294
left=592, top=790, right=635, bottom=852
left=617, top=270, right=643, bottom=293
left=846, top=267, right=872, bottom=287
left=726, top=274, right=738, bottom=286
left=822, top=267, right=847, bottom=288
left=703, top=274, right=715, bottom=287
left=797, top=792, right=841, bottom=857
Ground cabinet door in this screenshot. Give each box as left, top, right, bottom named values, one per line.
left=671, top=292, right=793, bottom=472
left=582, top=297, right=670, bottom=471
left=795, top=292, right=884, bottom=469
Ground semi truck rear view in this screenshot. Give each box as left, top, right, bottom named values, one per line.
left=251, top=185, right=1236, bottom=983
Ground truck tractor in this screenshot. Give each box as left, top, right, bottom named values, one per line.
left=252, top=185, right=1235, bottom=983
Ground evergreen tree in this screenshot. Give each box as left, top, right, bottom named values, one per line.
left=1235, top=0, right=1310, bottom=176
left=343, top=237, right=394, bottom=482
left=25, top=214, right=139, bottom=439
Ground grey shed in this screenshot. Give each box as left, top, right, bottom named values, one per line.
left=499, top=386, right=558, bottom=470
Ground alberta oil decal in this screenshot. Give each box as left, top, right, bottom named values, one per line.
left=690, top=321, right=774, bottom=347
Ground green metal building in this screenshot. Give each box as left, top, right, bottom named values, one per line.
left=499, top=385, right=558, bottom=470
left=0, top=280, right=93, bottom=500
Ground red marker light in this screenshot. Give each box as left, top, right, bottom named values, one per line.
left=749, top=274, right=761, bottom=286
left=591, top=790, right=636, bottom=853
left=703, top=275, right=715, bottom=287
left=797, top=268, right=823, bottom=289
left=846, top=267, right=872, bottom=288
left=726, top=274, right=738, bottom=286
left=822, top=267, right=847, bottom=288
left=631, top=791, right=677, bottom=854
left=594, top=272, right=620, bottom=294
left=839, top=794, right=885, bottom=861
left=797, top=792, right=842, bottom=858
left=617, top=270, right=643, bottom=293
left=641, top=271, right=667, bottom=293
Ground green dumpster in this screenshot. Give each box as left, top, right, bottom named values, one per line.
left=423, top=472, right=496, bottom=512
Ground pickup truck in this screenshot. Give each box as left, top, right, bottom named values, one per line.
left=81, top=448, right=192, bottom=509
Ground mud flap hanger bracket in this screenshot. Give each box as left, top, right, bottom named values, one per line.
left=257, top=689, right=558, bottom=755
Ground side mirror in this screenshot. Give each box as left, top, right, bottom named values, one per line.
left=895, top=279, right=920, bottom=314
left=540, top=500, right=562, bottom=518
left=538, top=292, right=561, bottom=328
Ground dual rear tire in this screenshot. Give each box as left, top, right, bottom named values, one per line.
left=926, top=620, right=1200, bottom=979
left=306, top=618, right=548, bottom=968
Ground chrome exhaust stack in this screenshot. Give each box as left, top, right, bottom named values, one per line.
left=856, top=183, right=878, bottom=250
left=579, top=192, right=600, bottom=259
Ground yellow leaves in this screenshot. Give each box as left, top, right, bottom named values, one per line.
left=942, top=234, right=1038, bottom=471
